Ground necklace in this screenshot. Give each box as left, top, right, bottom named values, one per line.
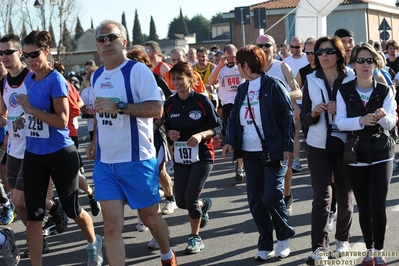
left=9, top=66, right=24, bottom=77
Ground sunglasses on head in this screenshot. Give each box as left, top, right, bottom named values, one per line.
left=290, top=45, right=301, bottom=49
left=22, top=50, right=42, bottom=59
left=257, top=43, right=273, bottom=48
left=316, top=48, right=337, bottom=56
left=145, top=48, right=155, bottom=53
left=305, top=50, right=315, bottom=55
left=355, top=58, right=375, bottom=64
left=96, top=33, right=121, bottom=43
left=0, top=49, right=18, bottom=56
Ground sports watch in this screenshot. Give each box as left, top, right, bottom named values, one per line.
left=117, top=101, right=127, bottom=114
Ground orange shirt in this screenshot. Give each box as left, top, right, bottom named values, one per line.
left=163, top=70, right=206, bottom=94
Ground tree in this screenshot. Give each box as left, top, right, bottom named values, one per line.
left=187, top=15, right=211, bottom=43
left=20, top=22, right=27, bottom=41
left=167, top=8, right=189, bottom=39
left=0, top=0, right=15, bottom=35
left=49, top=22, right=57, bottom=48
left=132, top=9, right=144, bottom=45
left=8, top=18, right=14, bottom=34
left=121, top=12, right=131, bottom=46
left=74, top=17, right=84, bottom=41
left=62, top=20, right=73, bottom=51
left=148, top=16, right=158, bottom=41
left=211, top=12, right=229, bottom=25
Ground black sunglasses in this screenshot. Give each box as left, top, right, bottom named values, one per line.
left=257, top=43, right=273, bottom=48
left=355, top=58, right=375, bottom=64
left=0, top=49, right=18, bottom=56
left=290, top=45, right=301, bottom=49
left=96, top=33, right=121, bottom=43
left=22, top=50, right=42, bottom=59
left=305, top=51, right=315, bottom=55
left=316, top=48, right=337, bottom=56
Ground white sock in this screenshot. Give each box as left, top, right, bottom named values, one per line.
left=160, top=249, right=173, bottom=261
left=0, top=233, right=6, bottom=246
left=88, top=237, right=97, bottom=246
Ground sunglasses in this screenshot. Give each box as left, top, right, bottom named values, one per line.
left=96, top=33, right=121, bottom=43
left=22, top=50, right=42, bottom=59
left=0, top=49, right=18, bottom=56
left=355, top=58, right=375, bottom=64
left=257, top=43, right=273, bottom=48
left=316, top=48, right=337, bottom=56
left=290, top=45, right=301, bottom=49
left=145, top=48, right=155, bottom=53
left=305, top=50, right=315, bottom=55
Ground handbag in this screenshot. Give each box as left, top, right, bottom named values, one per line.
left=343, top=134, right=359, bottom=165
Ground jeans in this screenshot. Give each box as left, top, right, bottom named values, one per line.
left=242, top=151, right=295, bottom=251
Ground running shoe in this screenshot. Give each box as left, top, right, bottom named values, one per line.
left=254, top=250, right=275, bottom=261
left=276, top=238, right=291, bottom=258
left=147, top=237, right=160, bottom=250
left=291, top=159, right=302, bottom=172
left=161, top=250, right=177, bottom=266
left=161, top=200, right=177, bottom=215
left=49, top=199, right=68, bottom=234
left=0, top=227, right=20, bottom=266
left=200, top=198, right=212, bottom=228
left=1, top=202, right=16, bottom=225
left=86, top=234, right=104, bottom=266
left=306, top=247, right=328, bottom=265
left=184, top=235, right=204, bottom=254
left=42, top=218, right=57, bottom=236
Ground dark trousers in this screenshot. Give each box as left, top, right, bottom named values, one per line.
left=346, top=160, right=392, bottom=250
left=242, top=151, right=295, bottom=251
left=307, top=145, right=354, bottom=251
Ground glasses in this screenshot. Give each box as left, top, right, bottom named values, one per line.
left=96, top=33, right=121, bottom=43
left=145, top=48, right=155, bottom=53
left=0, top=49, right=18, bottom=56
left=305, top=50, right=315, bottom=55
left=22, top=50, right=42, bottom=59
left=290, top=45, right=301, bottom=49
left=316, top=48, right=337, bottom=56
left=355, top=58, right=375, bottom=64
left=257, top=43, right=273, bottom=48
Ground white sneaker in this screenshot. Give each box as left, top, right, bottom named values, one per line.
left=276, top=238, right=290, bottom=258
left=161, top=200, right=178, bottom=215
left=135, top=217, right=148, bottom=232
left=159, top=189, right=165, bottom=198
left=254, top=250, right=275, bottom=261
left=335, top=240, right=350, bottom=254
left=306, top=247, right=328, bottom=265
left=328, top=212, right=337, bottom=232
left=147, top=237, right=160, bottom=250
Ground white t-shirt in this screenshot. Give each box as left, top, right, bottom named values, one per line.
left=283, top=54, right=309, bottom=77
left=266, top=60, right=290, bottom=91
left=92, top=59, right=162, bottom=163
left=215, top=65, right=245, bottom=105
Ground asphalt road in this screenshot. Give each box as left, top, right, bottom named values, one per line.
left=4, top=121, right=399, bottom=266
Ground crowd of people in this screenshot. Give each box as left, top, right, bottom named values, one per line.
left=0, top=20, right=397, bottom=266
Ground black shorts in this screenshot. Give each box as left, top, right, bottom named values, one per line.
left=6, top=155, right=24, bottom=191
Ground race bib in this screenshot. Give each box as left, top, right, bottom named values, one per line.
left=25, top=113, right=49, bottom=138
left=174, top=141, right=199, bottom=164
left=97, top=112, right=124, bottom=127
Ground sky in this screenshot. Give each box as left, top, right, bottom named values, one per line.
left=79, top=0, right=259, bottom=39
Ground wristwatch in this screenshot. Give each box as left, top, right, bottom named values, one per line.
left=117, top=101, right=127, bottom=114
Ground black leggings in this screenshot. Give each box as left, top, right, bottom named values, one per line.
left=23, top=145, right=82, bottom=221
left=346, top=160, right=392, bottom=250
left=174, top=161, right=213, bottom=219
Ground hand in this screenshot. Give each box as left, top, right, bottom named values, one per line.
left=17, top=94, right=32, bottom=113
left=186, top=133, right=202, bottom=147
left=86, top=141, right=96, bottom=160
left=374, top=108, right=387, bottom=120
left=12, top=117, right=25, bottom=131
left=360, top=113, right=378, bottom=126
left=222, top=144, right=234, bottom=160
left=205, top=84, right=213, bottom=93
left=283, top=151, right=294, bottom=168
left=327, top=101, right=336, bottom=115
left=94, top=98, right=118, bottom=114
left=311, top=103, right=328, bottom=118
left=167, top=130, right=180, bottom=142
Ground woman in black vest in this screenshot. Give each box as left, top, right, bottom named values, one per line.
left=336, top=43, right=397, bottom=266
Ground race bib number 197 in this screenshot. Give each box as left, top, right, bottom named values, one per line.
left=174, top=141, right=199, bottom=164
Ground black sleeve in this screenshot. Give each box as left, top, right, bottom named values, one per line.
left=0, top=78, right=4, bottom=97
left=154, top=73, right=173, bottom=99
left=300, top=79, right=320, bottom=127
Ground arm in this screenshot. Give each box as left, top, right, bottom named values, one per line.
left=376, top=71, right=388, bottom=85
left=295, top=71, right=303, bottom=89
left=86, top=118, right=97, bottom=160
left=281, top=62, right=302, bottom=101
left=300, top=80, right=325, bottom=127
left=208, top=60, right=224, bottom=85
left=94, top=99, right=163, bottom=118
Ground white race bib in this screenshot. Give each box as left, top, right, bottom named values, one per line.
left=97, top=112, right=124, bottom=127
left=25, top=113, right=49, bottom=138
left=174, top=141, right=199, bottom=164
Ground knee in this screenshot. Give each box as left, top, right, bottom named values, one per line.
left=12, top=193, right=25, bottom=210
left=103, top=218, right=123, bottom=237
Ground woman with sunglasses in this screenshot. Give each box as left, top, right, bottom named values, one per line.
left=17, top=30, right=103, bottom=266
left=300, top=36, right=355, bottom=265
left=335, top=43, right=396, bottom=266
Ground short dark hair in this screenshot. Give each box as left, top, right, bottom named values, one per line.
left=0, top=34, right=22, bottom=49
left=85, top=60, right=96, bottom=67
left=236, top=45, right=266, bottom=74
left=314, top=36, right=346, bottom=71
left=386, top=40, right=398, bottom=50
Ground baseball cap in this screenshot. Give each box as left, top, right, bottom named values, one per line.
left=334, top=28, right=354, bottom=38
left=256, top=34, right=275, bottom=44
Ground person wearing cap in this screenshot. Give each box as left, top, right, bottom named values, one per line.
left=256, top=34, right=302, bottom=216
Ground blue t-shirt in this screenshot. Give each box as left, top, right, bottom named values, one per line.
left=24, top=70, right=74, bottom=154
left=0, top=126, right=7, bottom=144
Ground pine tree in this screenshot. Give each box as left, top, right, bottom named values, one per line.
left=75, top=17, right=84, bottom=41
left=20, top=23, right=27, bottom=41
left=122, top=12, right=131, bottom=47
left=167, top=8, right=188, bottom=39
left=148, top=16, right=158, bottom=41
left=62, top=21, right=73, bottom=51
left=49, top=22, right=57, bottom=48
left=132, top=9, right=144, bottom=45
left=8, top=18, right=14, bottom=34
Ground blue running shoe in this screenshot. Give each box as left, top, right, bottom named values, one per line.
left=2, top=202, right=16, bottom=225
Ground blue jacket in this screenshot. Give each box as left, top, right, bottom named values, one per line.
left=225, top=74, right=295, bottom=161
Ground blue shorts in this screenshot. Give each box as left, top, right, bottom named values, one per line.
left=93, top=158, right=160, bottom=209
